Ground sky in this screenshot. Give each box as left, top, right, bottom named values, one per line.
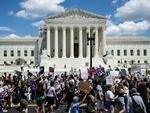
left=0, top=0, right=150, bottom=37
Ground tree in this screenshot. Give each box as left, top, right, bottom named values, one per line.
left=15, top=58, right=26, bottom=65
left=129, top=60, right=135, bottom=65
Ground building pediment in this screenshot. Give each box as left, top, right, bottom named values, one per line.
left=44, top=8, right=107, bottom=23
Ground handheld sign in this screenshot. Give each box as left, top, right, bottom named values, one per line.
left=78, top=81, right=92, bottom=94
left=120, top=69, right=127, bottom=77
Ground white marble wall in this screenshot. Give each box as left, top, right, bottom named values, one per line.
left=107, top=37, right=150, bottom=64
left=0, top=40, right=38, bottom=65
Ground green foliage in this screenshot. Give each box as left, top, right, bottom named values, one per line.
left=49, top=67, right=54, bottom=72
left=15, top=58, right=26, bottom=65
left=4, top=62, right=11, bottom=66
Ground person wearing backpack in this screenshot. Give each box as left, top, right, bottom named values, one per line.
left=127, top=88, right=147, bottom=113
left=66, top=80, right=75, bottom=112
left=31, top=81, right=36, bottom=101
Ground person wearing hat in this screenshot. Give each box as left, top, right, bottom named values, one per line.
left=127, top=88, right=147, bottom=113
left=69, top=94, right=87, bottom=113
left=95, top=84, right=104, bottom=113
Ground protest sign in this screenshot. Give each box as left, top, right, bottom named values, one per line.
left=131, top=66, right=140, bottom=74
left=106, top=71, right=119, bottom=85
left=135, top=72, right=142, bottom=81
left=109, top=71, right=119, bottom=77
left=79, top=81, right=92, bottom=94
left=106, top=75, right=113, bottom=85
left=120, top=69, right=127, bottom=77
left=81, top=71, right=88, bottom=80
left=96, top=67, right=105, bottom=75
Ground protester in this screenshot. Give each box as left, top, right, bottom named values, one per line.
left=70, top=94, right=87, bottom=113
left=105, top=84, right=118, bottom=113
left=0, top=64, right=149, bottom=113
left=127, top=88, right=147, bottom=113
left=35, top=82, right=45, bottom=113
left=95, top=84, right=104, bottom=113
left=115, top=83, right=126, bottom=113
left=46, top=80, right=58, bottom=113
left=146, top=82, right=150, bottom=112
left=65, top=79, right=75, bottom=111
left=19, top=99, right=28, bottom=113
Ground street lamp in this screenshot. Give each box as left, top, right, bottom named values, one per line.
left=87, top=32, right=95, bottom=76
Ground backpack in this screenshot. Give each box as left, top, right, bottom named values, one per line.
left=68, top=86, right=75, bottom=96
left=131, top=96, right=145, bottom=113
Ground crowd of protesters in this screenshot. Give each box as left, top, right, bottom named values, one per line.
left=0, top=65, right=149, bottom=113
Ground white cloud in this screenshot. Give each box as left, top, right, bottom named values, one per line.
left=32, top=20, right=45, bottom=27
left=0, top=26, right=15, bottom=32
left=1, top=33, right=37, bottom=38
left=8, top=11, right=14, bottom=15
left=115, top=0, right=150, bottom=21
left=106, top=14, right=112, bottom=20
left=13, top=0, right=65, bottom=19
left=112, top=0, right=117, bottom=4
left=106, top=20, right=150, bottom=36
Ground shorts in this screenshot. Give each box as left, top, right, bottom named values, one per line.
left=116, top=97, right=125, bottom=108
left=105, top=101, right=115, bottom=110
left=36, top=96, right=45, bottom=106
left=47, top=96, right=55, bottom=105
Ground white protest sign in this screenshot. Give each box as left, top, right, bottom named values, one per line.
left=81, top=71, right=89, bottom=80
left=106, top=71, right=119, bottom=85
left=110, top=71, right=119, bottom=77
left=106, top=75, right=113, bottom=85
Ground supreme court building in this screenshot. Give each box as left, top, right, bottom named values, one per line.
left=0, top=8, right=150, bottom=69
left=39, top=8, right=107, bottom=69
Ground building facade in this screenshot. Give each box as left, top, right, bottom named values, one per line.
left=0, top=9, right=150, bottom=69
left=39, top=8, right=107, bottom=69
left=107, top=36, right=150, bottom=65
left=0, top=35, right=39, bottom=65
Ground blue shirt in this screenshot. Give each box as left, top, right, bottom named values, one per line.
left=127, top=95, right=147, bottom=113
left=70, top=102, right=80, bottom=113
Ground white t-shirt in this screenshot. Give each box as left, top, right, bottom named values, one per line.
left=47, top=86, right=55, bottom=97
left=0, top=81, right=3, bottom=86
left=105, top=90, right=114, bottom=101
left=0, top=87, right=3, bottom=93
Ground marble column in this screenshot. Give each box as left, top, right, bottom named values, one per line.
left=95, top=27, right=99, bottom=57
left=102, top=27, right=106, bottom=56
left=62, top=27, right=66, bottom=57
left=79, top=27, right=83, bottom=57
left=87, top=28, right=90, bottom=57
left=54, top=27, right=58, bottom=58
left=70, top=27, right=74, bottom=57
left=47, top=27, right=50, bottom=56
